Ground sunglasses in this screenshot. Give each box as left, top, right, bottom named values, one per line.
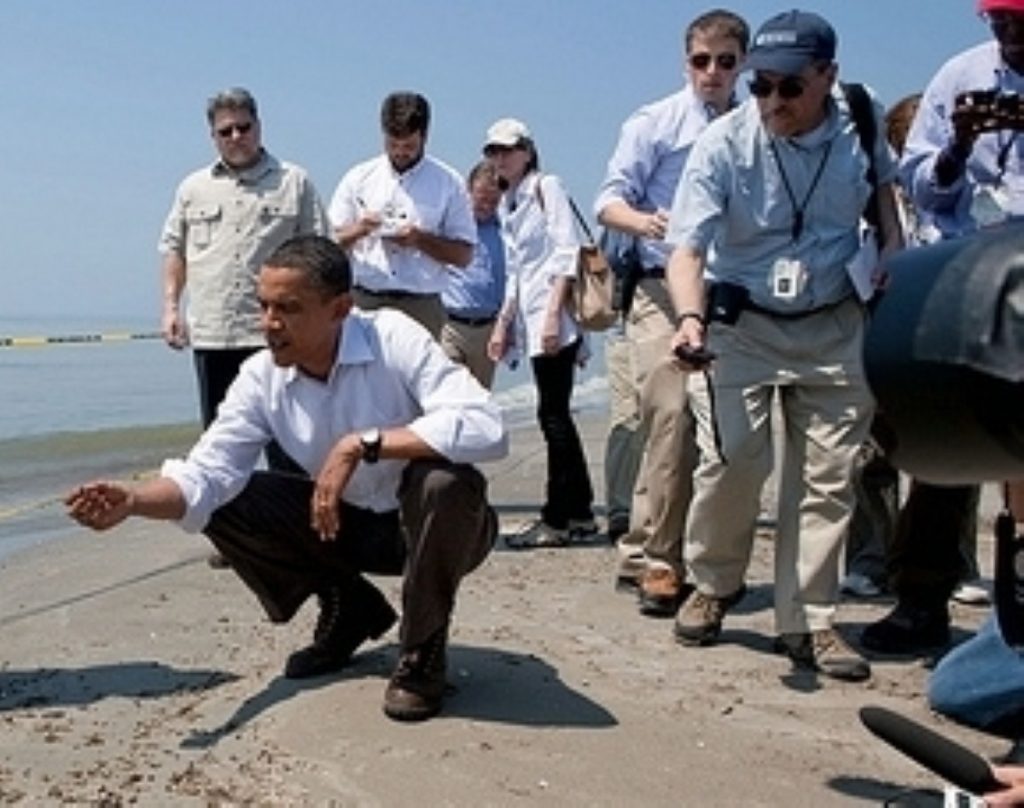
left=688, top=52, right=739, bottom=72
left=216, top=121, right=253, bottom=138
left=748, top=75, right=806, bottom=100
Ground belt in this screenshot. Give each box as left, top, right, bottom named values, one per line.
left=745, top=296, right=852, bottom=320
left=354, top=285, right=435, bottom=301
left=447, top=313, right=498, bottom=327
left=640, top=267, right=665, bottom=280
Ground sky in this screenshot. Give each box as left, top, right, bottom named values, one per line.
left=0, top=1, right=991, bottom=325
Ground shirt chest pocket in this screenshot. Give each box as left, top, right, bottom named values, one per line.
left=186, top=203, right=222, bottom=251
left=259, top=192, right=300, bottom=234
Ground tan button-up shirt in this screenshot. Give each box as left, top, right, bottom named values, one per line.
left=158, top=151, right=329, bottom=348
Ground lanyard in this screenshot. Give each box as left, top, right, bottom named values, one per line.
left=769, top=137, right=834, bottom=242
left=996, top=130, right=1019, bottom=186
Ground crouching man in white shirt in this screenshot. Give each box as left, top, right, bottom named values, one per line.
left=65, top=235, right=508, bottom=722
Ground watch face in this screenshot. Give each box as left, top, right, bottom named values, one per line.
left=360, top=428, right=382, bottom=462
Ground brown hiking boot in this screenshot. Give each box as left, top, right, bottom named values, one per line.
left=775, top=629, right=871, bottom=682
left=638, top=567, right=693, bottom=618
left=673, top=586, right=747, bottom=646
left=383, top=625, right=449, bottom=722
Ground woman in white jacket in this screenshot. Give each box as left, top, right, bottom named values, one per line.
left=484, top=118, right=595, bottom=547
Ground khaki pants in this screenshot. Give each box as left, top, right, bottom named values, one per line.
left=440, top=318, right=498, bottom=389
left=618, top=277, right=697, bottom=572
left=685, top=299, right=872, bottom=634
left=353, top=288, right=446, bottom=339
left=604, top=332, right=644, bottom=528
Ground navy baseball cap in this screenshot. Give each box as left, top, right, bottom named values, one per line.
left=745, top=10, right=836, bottom=75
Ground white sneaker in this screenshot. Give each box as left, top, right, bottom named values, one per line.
left=840, top=572, right=883, bottom=598
left=951, top=579, right=991, bottom=606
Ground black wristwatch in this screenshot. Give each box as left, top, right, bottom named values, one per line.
left=359, top=428, right=382, bottom=464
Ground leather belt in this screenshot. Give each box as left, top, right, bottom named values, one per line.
left=355, top=285, right=435, bottom=301
left=745, top=296, right=852, bottom=320
left=448, top=313, right=498, bottom=327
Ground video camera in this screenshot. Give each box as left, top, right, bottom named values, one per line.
left=861, top=226, right=1024, bottom=797
left=864, top=223, right=1024, bottom=483
left=864, top=222, right=1024, bottom=648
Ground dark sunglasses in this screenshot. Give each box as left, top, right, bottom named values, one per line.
left=216, top=121, right=253, bottom=138
left=688, top=52, right=739, bottom=72
left=748, top=75, right=806, bottom=100
left=987, top=10, right=1024, bottom=30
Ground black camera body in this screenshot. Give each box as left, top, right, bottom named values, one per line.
left=954, top=89, right=1024, bottom=133
left=865, top=224, right=1024, bottom=647
left=865, top=225, right=1024, bottom=483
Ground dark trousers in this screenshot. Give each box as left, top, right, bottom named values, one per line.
left=203, top=459, right=496, bottom=648
left=193, top=347, right=301, bottom=473
left=530, top=340, right=594, bottom=529
left=888, top=481, right=980, bottom=606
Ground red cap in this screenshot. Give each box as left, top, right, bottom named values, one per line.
left=979, top=0, right=1024, bottom=12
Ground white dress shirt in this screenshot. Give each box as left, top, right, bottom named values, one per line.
left=328, top=154, right=476, bottom=294
left=162, top=308, right=508, bottom=531
left=500, top=172, right=581, bottom=358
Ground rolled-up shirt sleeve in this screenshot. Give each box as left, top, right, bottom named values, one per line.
left=157, top=183, right=188, bottom=256
left=160, top=361, right=270, bottom=532
left=594, top=112, right=649, bottom=216
left=379, top=315, right=507, bottom=463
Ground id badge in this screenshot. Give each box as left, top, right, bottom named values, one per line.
left=770, top=257, right=806, bottom=301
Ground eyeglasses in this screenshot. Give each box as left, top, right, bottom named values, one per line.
left=688, top=52, right=739, bottom=72
left=748, top=75, right=806, bottom=100
left=216, top=121, right=253, bottom=138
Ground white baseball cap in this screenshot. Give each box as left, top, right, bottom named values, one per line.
left=483, top=117, right=531, bottom=149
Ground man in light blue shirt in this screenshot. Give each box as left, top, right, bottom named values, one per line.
left=665, top=10, right=902, bottom=682
left=441, top=161, right=507, bottom=388
left=67, top=235, right=507, bottom=722
left=593, top=9, right=749, bottom=615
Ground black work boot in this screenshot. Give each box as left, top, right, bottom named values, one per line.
left=860, top=600, right=950, bottom=654
left=383, top=625, right=449, bottom=722
left=285, top=579, right=397, bottom=679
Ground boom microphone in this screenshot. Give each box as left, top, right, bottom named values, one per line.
left=859, top=706, right=1005, bottom=796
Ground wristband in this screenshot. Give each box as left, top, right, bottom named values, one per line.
left=676, top=310, right=706, bottom=328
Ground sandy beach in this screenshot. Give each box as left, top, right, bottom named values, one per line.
left=0, top=412, right=1009, bottom=806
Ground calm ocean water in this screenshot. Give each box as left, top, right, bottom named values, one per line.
left=0, top=314, right=609, bottom=558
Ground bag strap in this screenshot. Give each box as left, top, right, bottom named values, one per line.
left=842, top=81, right=881, bottom=234
left=533, top=173, right=597, bottom=246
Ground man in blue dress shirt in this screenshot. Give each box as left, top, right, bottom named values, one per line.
left=440, top=161, right=507, bottom=388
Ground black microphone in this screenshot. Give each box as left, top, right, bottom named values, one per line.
left=859, top=706, right=1005, bottom=796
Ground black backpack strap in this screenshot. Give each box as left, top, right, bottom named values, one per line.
left=842, top=81, right=881, bottom=233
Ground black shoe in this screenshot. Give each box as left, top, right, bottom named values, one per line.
left=860, top=601, right=950, bottom=654
left=607, top=515, right=630, bottom=544
left=285, top=582, right=397, bottom=679
left=383, top=625, right=448, bottom=722
left=207, top=552, right=231, bottom=569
